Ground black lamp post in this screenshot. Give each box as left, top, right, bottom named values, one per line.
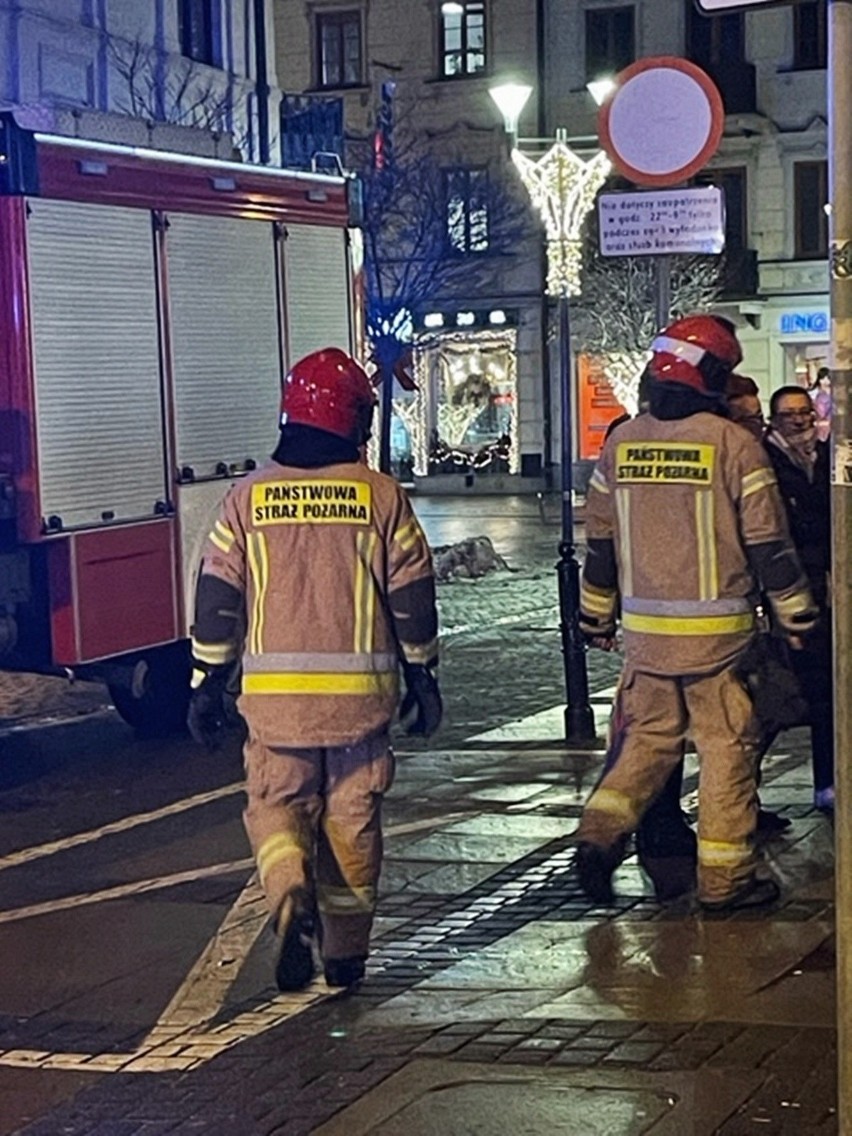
left=489, top=84, right=610, bottom=743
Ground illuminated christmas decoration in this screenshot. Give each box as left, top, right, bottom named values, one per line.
left=392, top=390, right=428, bottom=476
left=413, top=328, right=519, bottom=475
left=511, top=133, right=611, bottom=298
left=603, top=349, right=651, bottom=416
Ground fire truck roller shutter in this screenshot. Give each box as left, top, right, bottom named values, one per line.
left=166, top=213, right=283, bottom=641
left=283, top=223, right=352, bottom=367
left=166, top=213, right=282, bottom=479
left=26, top=199, right=167, bottom=528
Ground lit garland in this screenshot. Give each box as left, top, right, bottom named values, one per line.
left=511, top=140, right=611, bottom=298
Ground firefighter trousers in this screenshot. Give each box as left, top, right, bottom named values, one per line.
left=242, top=728, right=395, bottom=962
left=575, top=665, right=762, bottom=903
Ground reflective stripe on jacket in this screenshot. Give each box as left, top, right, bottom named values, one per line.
left=194, top=459, right=437, bottom=746
left=582, top=412, right=803, bottom=675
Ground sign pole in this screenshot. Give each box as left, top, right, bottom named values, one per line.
left=655, top=253, right=672, bottom=330
left=829, top=2, right=852, bottom=1129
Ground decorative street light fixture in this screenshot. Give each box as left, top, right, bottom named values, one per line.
left=489, top=81, right=611, bottom=743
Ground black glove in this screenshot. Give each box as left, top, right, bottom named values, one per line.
left=400, top=664, right=442, bottom=737
left=187, top=668, right=230, bottom=751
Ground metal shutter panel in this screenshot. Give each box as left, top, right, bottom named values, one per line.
left=27, top=199, right=166, bottom=530
left=167, top=214, right=281, bottom=477
left=284, top=223, right=351, bottom=366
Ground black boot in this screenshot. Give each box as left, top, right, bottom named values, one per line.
left=275, top=906, right=315, bottom=992
left=635, top=821, right=697, bottom=903
left=324, top=956, right=366, bottom=988
left=574, top=840, right=625, bottom=905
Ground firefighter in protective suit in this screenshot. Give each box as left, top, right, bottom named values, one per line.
left=576, top=316, right=817, bottom=912
left=187, top=348, right=441, bottom=991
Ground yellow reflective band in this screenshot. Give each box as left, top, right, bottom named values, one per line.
left=393, top=519, right=420, bottom=551
left=698, top=839, right=752, bottom=866
left=614, top=488, right=633, bottom=596
left=191, top=638, right=237, bottom=666
left=401, top=637, right=439, bottom=666
left=247, top=532, right=269, bottom=655
left=242, top=671, right=398, bottom=696
left=580, top=584, right=617, bottom=616
left=772, top=587, right=812, bottom=620
left=256, top=833, right=306, bottom=885
left=622, top=611, right=754, bottom=636
left=741, top=467, right=777, bottom=498
left=317, top=884, right=376, bottom=913
left=257, top=532, right=269, bottom=652
left=353, top=530, right=378, bottom=654
left=695, top=490, right=717, bottom=601
left=215, top=519, right=236, bottom=543
left=208, top=530, right=232, bottom=554
left=584, top=787, right=639, bottom=825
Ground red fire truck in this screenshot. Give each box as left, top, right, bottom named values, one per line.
left=0, top=115, right=359, bottom=733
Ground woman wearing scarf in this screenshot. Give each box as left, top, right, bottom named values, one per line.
left=765, top=385, right=833, bottom=813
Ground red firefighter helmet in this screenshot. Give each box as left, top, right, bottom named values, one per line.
left=650, top=315, right=743, bottom=395
left=281, top=348, right=376, bottom=442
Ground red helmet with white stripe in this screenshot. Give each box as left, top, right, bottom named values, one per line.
left=650, top=316, right=743, bottom=396
left=281, top=348, right=376, bottom=443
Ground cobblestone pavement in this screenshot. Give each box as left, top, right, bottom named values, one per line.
left=0, top=496, right=838, bottom=1134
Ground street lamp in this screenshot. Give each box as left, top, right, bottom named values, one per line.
left=489, top=81, right=610, bottom=744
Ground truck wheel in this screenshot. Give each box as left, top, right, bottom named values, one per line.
left=108, top=643, right=191, bottom=737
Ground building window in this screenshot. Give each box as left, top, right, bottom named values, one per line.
left=446, top=168, right=489, bottom=253
left=441, top=1, right=486, bottom=78
left=696, top=167, right=748, bottom=249
left=794, top=1, right=827, bottom=70
left=316, top=11, right=362, bottom=88
left=585, top=6, right=635, bottom=82
left=794, top=161, right=828, bottom=259
left=686, top=3, right=744, bottom=66
left=178, top=0, right=215, bottom=66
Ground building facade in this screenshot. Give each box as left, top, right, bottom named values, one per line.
left=277, top=0, right=830, bottom=481
left=544, top=0, right=829, bottom=409
left=0, top=0, right=281, bottom=162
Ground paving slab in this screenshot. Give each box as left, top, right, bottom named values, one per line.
left=312, top=1059, right=764, bottom=1136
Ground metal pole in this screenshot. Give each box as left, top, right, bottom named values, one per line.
left=655, top=254, right=671, bottom=331
left=557, top=293, right=596, bottom=743
left=829, top=2, right=852, bottom=1129
left=379, top=368, right=393, bottom=474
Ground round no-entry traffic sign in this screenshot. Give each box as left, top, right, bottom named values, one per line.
left=597, top=56, right=724, bottom=187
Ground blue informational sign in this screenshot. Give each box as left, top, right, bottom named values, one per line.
left=779, top=311, right=829, bottom=336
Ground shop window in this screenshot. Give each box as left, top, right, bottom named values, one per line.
left=686, top=2, right=744, bottom=66
left=585, top=6, right=635, bottom=83
left=445, top=168, right=489, bottom=254
left=178, top=0, right=216, bottom=66
left=695, top=166, right=747, bottom=249
left=316, top=10, right=363, bottom=88
left=794, top=161, right=828, bottom=259
left=794, top=1, right=827, bottom=70
left=441, top=1, right=486, bottom=78
left=422, top=333, right=518, bottom=475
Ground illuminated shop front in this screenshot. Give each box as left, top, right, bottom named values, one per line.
left=391, top=309, right=520, bottom=480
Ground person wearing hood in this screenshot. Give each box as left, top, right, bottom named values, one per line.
left=575, top=316, right=817, bottom=912
left=765, top=384, right=833, bottom=813
left=186, top=348, right=441, bottom=992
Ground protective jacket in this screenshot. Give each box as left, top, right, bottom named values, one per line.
left=193, top=457, right=437, bottom=747
left=580, top=410, right=813, bottom=675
